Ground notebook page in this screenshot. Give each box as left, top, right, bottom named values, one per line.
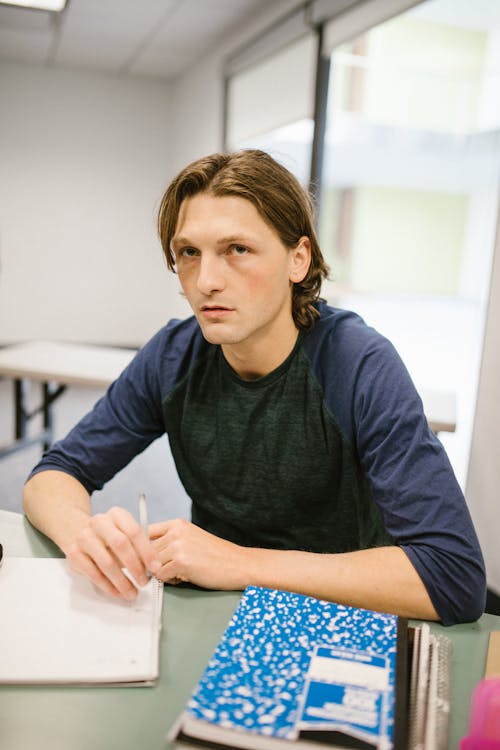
left=0, top=557, right=163, bottom=684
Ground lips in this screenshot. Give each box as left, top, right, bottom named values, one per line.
left=200, top=304, right=233, bottom=312
left=200, top=304, right=234, bottom=319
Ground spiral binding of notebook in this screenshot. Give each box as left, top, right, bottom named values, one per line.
left=408, top=623, right=452, bottom=750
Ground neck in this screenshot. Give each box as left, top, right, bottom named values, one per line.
left=222, top=323, right=299, bottom=380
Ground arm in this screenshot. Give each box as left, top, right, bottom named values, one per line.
left=23, top=470, right=161, bottom=599
left=350, top=338, right=486, bottom=625
left=149, top=519, right=438, bottom=620
left=21, top=331, right=172, bottom=597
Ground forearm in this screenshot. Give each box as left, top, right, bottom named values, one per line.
left=149, top=520, right=438, bottom=620
left=241, top=544, right=438, bottom=621
left=23, top=470, right=92, bottom=554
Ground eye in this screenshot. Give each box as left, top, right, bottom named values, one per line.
left=180, top=246, right=199, bottom=258
left=229, top=244, right=249, bottom=256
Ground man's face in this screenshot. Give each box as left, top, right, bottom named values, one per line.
left=171, top=192, right=310, bottom=353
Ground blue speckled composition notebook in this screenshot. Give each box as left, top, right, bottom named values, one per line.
left=171, top=586, right=408, bottom=750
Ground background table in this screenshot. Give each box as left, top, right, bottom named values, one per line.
left=0, top=341, right=136, bottom=457
left=1, top=509, right=496, bottom=750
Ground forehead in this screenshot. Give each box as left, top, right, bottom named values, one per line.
left=174, top=192, right=276, bottom=240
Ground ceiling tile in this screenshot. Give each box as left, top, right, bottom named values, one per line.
left=54, top=32, right=136, bottom=72
left=60, top=0, right=178, bottom=40
left=0, top=0, right=281, bottom=80
left=0, top=4, right=53, bottom=31
left=54, top=0, right=181, bottom=75
left=130, top=0, right=267, bottom=79
left=0, top=26, right=53, bottom=64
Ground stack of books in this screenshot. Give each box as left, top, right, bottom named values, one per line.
left=171, top=586, right=411, bottom=750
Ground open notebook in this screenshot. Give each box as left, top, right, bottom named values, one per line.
left=0, top=557, right=163, bottom=685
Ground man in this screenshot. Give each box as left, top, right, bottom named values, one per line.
left=23, top=150, right=485, bottom=625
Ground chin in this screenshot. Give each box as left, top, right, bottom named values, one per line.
left=198, top=324, right=239, bottom=346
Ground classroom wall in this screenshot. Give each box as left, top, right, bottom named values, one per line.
left=0, top=61, right=191, bottom=347
left=0, top=1, right=297, bottom=347
left=169, top=0, right=300, bottom=171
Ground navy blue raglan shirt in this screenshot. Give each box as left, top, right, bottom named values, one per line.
left=29, top=303, right=486, bottom=625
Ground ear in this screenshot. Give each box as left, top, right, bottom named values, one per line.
left=289, top=237, right=311, bottom=284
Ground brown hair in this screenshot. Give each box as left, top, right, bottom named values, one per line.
left=158, top=149, right=329, bottom=331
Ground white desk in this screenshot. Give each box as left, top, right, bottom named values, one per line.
left=420, top=388, right=456, bottom=434
left=0, top=341, right=136, bottom=388
left=0, top=341, right=136, bottom=458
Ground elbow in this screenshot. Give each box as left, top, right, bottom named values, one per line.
left=441, top=590, right=486, bottom=627
left=436, top=561, right=487, bottom=626
left=404, top=543, right=486, bottom=626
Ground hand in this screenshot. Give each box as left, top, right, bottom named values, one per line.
left=63, top=506, right=162, bottom=600
left=149, top=518, right=247, bottom=590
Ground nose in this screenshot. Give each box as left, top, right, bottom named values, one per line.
left=197, top=253, right=225, bottom=295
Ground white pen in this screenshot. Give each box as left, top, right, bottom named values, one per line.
left=139, top=492, right=148, bottom=535
left=138, top=492, right=153, bottom=581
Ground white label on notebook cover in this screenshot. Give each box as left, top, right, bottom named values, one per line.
left=297, top=645, right=392, bottom=748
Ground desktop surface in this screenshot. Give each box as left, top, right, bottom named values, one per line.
left=0, top=510, right=498, bottom=750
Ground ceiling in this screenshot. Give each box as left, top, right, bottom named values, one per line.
left=0, top=0, right=271, bottom=81
left=4, top=0, right=499, bottom=85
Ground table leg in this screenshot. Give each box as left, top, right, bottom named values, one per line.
left=0, top=379, right=66, bottom=459
left=14, top=378, right=28, bottom=441
left=42, top=382, right=54, bottom=451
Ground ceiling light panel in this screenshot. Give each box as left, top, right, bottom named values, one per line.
left=0, top=0, right=67, bottom=11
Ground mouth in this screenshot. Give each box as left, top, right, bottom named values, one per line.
left=200, top=304, right=234, bottom=319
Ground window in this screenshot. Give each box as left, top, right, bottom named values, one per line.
left=223, top=0, right=500, bottom=487
left=319, top=0, right=500, bottom=485
left=225, top=33, right=317, bottom=184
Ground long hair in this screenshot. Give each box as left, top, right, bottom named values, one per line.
left=158, top=149, right=329, bottom=331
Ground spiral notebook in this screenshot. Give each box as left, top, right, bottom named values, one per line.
left=408, top=623, right=452, bottom=750
left=0, top=557, right=164, bottom=685
left=171, top=585, right=409, bottom=750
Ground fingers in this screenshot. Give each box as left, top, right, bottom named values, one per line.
left=97, top=507, right=161, bottom=582
left=69, top=507, right=161, bottom=600
left=67, top=544, right=124, bottom=599
left=149, top=519, right=186, bottom=583
left=155, top=557, right=184, bottom=586
left=148, top=519, right=245, bottom=591
left=80, top=523, right=141, bottom=599
left=148, top=520, right=170, bottom=540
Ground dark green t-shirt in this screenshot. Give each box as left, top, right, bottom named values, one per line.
left=162, top=334, right=391, bottom=553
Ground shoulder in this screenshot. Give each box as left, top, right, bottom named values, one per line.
left=302, top=301, right=400, bottom=390
left=145, top=315, right=205, bottom=354
left=305, top=302, right=394, bottom=358
left=301, top=302, right=416, bottom=441
left=122, top=315, right=211, bottom=399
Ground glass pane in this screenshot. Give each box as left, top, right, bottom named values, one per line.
left=226, top=34, right=316, bottom=185
left=320, top=0, right=500, bottom=486
left=231, top=118, right=314, bottom=186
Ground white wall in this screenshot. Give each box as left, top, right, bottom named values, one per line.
left=0, top=61, right=191, bottom=347
left=0, top=1, right=297, bottom=346
left=169, top=0, right=301, bottom=171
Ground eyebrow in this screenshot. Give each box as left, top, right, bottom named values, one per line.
left=171, top=234, right=256, bottom=250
